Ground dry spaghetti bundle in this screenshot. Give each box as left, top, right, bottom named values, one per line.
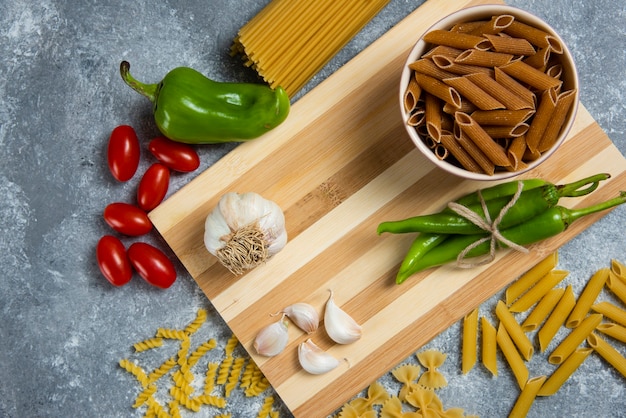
left=232, top=0, right=390, bottom=97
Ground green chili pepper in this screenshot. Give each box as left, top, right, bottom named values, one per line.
left=396, top=191, right=626, bottom=284
left=119, top=61, right=290, bottom=144
left=378, top=174, right=609, bottom=235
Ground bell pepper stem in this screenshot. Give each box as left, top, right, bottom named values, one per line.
left=563, top=191, right=626, bottom=227
left=119, top=61, right=158, bottom=103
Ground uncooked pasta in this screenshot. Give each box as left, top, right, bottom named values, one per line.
left=232, top=0, right=391, bottom=97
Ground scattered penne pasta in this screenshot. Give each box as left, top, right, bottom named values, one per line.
left=496, top=323, right=529, bottom=389
left=587, top=332, right=626, bottom=378
left=496, top=301, right=534, bottom=361
left=506, top=252, right=558, bottom=306
left=462, top=308, right=479, bottom=374
left=591, top=301, right=626, bottom=327
left=509, top=269, right=569, bottom=313
left=548, top=313, right=603, bottom=365
left=566, top=268, right=610, bottom=328
left=521, top=288, right=564, bottom=332
left=538, top=285, right=576, bottom=353
left=481, top=316, right=498, bottom=376
left=537, top=348, right=592, bottom=396
left=509, top=375, right=546, bottom=418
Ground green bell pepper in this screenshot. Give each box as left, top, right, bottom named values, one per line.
left=119, top=61, right=290, bottom=144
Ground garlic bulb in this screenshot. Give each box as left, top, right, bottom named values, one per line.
left=298, top=338, right=340, bottom=374
left=204, top=192, right=287, bottom=274
left=254, top=314, right=289, bottom=357
left=324, top=289, right=362, bottom=344
left=280, top=302, right=319, bottom=334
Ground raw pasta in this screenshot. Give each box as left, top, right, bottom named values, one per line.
left=521, top=288, right=564, bottom=332
left=566, top=268, right=609, bottom=328
left=462, top=308, right=479, bottom=374
left=587, top=332, right=626, bottom=378
left=184, top=308, right=207, bottom=336
left=495, top=301, right=534, bottom=360
left=606, top=271, right=626, bottom=305
left=134, top=337, right=164, bottom=353
left=506, top=252, right=558, bottom=306
left=591, top=301, right=626, bottom=327
left=404, top=15, right=576, bottom=175
left=538, top=285, right=576, bottom=353
left=481, top=316, right=498, bottom=376
left=509, top=375, right=546, bottom=418
left=232, top=0, right=390, bottom=97
left=496, top=323, right=528, bottom=389
left=509, top=269, right=569, bottom=313
left=596, top=323, right=626, bottom=344
left=537, top=348, right=592, bottom=396
left=548, top=313, right=602, bottom=364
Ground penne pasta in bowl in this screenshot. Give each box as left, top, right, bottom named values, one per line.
left=399, top=5, right=579, bottom=180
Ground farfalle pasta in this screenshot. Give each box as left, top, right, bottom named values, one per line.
left=416, top=350, right=447, bottom=389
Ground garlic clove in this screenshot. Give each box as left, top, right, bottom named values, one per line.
left=324, top=289, right=362, bottom=344
left=254, top=315, right=289, bottom=357
left=298, top=338, right=341, bottom=375
left=282, top=302, right=320, bottom=334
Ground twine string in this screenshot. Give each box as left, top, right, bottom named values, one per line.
left=447, top=181, right=529, bottom=268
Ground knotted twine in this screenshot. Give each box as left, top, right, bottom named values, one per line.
left=447, top=181, right=529, bottom=268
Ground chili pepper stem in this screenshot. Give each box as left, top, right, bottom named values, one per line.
left=562, top=191, right=626, bottom=227
left=557, top=173, right=610, bottom=198
left=120, top=61, right=158, bottom=103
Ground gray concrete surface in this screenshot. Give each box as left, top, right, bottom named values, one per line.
left=1, top=0, right=625, bottom=417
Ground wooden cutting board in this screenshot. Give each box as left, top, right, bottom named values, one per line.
left=150, top=0, right=626, bottom=416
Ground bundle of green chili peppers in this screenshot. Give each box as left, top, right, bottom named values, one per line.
left=376, top=173, right=626, bottom=284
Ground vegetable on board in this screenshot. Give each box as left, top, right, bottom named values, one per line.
left=119, top=61, right=290, bottom=144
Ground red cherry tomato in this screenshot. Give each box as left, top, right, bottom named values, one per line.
left=148, top=136, right=200, bottom=172
left=137, top=163, right=170, bottom=211
left=127, top=242, right=176, bottom=288
left=107, top=125, right=140, bottom=182
left=96, top=235, right=133, bottom=286
left=103, top=202, right=152, bottom=236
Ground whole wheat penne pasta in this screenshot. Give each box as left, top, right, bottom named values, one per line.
left=538, top=285, right=576, bottom=353
left=455, top=112, right=511, bottom=167
left=444, top=77, right=505, bottom=110
left=549, top=313, right=603, bottom=365
left=596, top=323, right=626, bottom=344
left=462, top=308, right=479, bottom=374
left=587, top=332, right=626, bottom=378
left=470, top=109, right=534, bottom=126
left=522, top=146, right=542, bottom=162
left=413, top=72, right=462, bottom=108
left=509, top=375, right=547, bottom=418
left=525, top=88, right=558, bottom=153
left=439, top=132, right=483, bottom=173
left=545, top=63, right=563, bottom=81
left=537, top=347, right=592, bottom=397
left=404, top=77, right=422, bottom=113
left=454, top=124, right=496, bottom=175
left=455, top=48, right=514, bottom=67
left=500, top=60, right=562, bottom=91
left=566, top=268, right=609, bottom=328
left=423, top=29, right=491, bottom=50
left=466, top=73, right=533, bottom=111
left=611, top=259, right=626, bottom=279
left=484, top=33, right=536, bottom=56
left=422, top=45, right=463, bottom=59
left=434, top=143, right=448, bottom=160
left=506, top=252, right=558, bottom=305
left=497, top=323, right=529, bottom=390
left=509, top=269, right=569, bottom=313
left=416, top=123, right=429, bottom=139
left=537, top=89, right=577, bottom=152
left=451, top=20, right=487, bottom=33
left=431, top=55, right=494, bottom=76
left=443, top=99, right=476, bottom=115
left=504, top=20, right=564, bottom=54
left=606, top=271, right=626, bottom=305
left=494, top=67, right=536, bottom=107
left=482, top=123, right=529, bottom=139
left=524, top=47, right=551, bottom=70
left=409, top=59, right=457, bottom=81
left=407, top=108, right=425, bottom=127
left=496, top=301, right=534, bottom=361
left=481, top=316, right=498, bottom=376
left=591, top=301, right=626, bottom=327
left=521, top=287, right=565, bottom=332
left=468, top=14, right=514, bottom=36
left=507, top=135, right=528, bottom=170
left=424, top=93, right=442, bottom=142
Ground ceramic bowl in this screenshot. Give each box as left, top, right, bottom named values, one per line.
left=399, top=5, right=579, bottom=180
